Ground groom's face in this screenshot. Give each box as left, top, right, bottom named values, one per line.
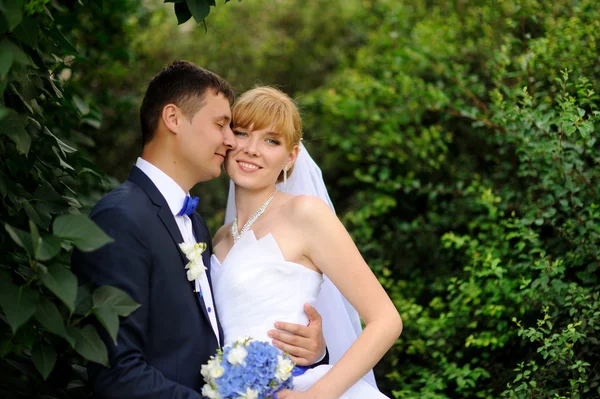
left=178, top=91, right=235, bottom=182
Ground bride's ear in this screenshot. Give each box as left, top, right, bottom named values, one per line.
left=287, top=144, right=299, bottom=165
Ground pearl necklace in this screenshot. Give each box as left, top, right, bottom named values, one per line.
left=231, top=189, right=278, bottom=243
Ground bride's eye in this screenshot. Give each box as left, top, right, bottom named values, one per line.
left=267, top=138, right=280, bottom=145
left=234, top=130, right=248, bottom=137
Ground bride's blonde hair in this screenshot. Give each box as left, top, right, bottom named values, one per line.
left=232, top=87, right=302, bottom=182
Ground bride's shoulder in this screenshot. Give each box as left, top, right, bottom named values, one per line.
left=285, top=194, right=335, bottom=222
left=213, top=222, right=232, bottom=247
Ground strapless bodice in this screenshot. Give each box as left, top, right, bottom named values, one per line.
left=211, top=231, right=324, bottom=345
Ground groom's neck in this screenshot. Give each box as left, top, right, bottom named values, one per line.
left=141, top=144, right=194, bottom=193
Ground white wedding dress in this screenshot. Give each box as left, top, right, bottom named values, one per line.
left=211, top=230, right=388, bottom=398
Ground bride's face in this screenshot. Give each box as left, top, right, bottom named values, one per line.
left=225, top=125, right=297, bottom=190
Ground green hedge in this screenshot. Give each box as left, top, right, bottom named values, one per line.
left=301, top=1, right=600, bottom=397
left=0, top=1, right=223, bottom=397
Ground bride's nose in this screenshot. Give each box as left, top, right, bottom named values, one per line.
left=244, top=138, right=260, bottom=157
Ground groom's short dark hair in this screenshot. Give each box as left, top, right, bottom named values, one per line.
left=140, top=60, right=234, bottom=146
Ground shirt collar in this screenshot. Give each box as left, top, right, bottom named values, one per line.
left=135, top=157, right=189, bottom=217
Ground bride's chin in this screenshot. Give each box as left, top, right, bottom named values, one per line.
left=232, top=178, right=277, bottom=192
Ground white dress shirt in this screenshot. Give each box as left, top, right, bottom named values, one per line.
left=135, top=157, right=220, bottom=346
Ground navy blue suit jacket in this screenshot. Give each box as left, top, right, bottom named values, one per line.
left=72, top=166, right=223, bottom=399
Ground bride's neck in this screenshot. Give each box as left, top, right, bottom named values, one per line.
left=234, top=185, right=278, bottom=226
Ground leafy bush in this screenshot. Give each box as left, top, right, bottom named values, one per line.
left=301, top=0, right=600, bottom=397
left=0, top=1, right=217, bottom=397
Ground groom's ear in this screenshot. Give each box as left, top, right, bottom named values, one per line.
left=162, top=104, right=184, bottom=134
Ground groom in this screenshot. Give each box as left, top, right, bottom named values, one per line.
left=72, top=61, right=326, bottom=398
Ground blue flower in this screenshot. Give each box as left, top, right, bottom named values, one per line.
left=200, top=338, right=295, bottom=398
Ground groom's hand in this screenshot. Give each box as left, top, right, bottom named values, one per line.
left=268, top=303, right=326, bottom=366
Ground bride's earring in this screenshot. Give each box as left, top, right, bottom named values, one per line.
left=283, top=164, right=290, bottom=187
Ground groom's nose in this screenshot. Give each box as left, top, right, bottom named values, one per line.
left=223, top=123, right=236, bottom=150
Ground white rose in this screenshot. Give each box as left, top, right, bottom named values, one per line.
left=236, top=387, right=258, bottom=399
left=186, top=260, right=207, bottom=281
left=187, top=246, right=204, bottom=262
left=201, top=384, right=221, bottom=399
left=209, top=364, right=224, bottom=379
left=227, top=346, right=248, bottom=365
left=179, top=242, right=195, bottom=254
left=201, top=358, right=222, bottom=381
left=275, top=355, right=294, bottom=381
left=200, top=364, right=211, bottom=382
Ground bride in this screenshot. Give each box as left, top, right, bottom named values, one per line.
left=210, top=87, right=402, bottom=398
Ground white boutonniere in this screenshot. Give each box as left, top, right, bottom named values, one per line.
left=178, top=242, right=207, bottom=281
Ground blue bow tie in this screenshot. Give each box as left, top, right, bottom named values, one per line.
left=177, top=195, right=199, bottom=216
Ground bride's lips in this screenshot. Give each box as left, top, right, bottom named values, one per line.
left=237, top=160, right=262, bottom=173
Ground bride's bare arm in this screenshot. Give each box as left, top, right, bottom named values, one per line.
left=288, top=195, right=402, bottom=399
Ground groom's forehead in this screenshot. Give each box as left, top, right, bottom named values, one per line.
left=200, top=92, right=232, bottom=116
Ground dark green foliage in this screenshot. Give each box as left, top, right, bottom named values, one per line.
left=301, top=0, right=600, bottom=397
left=0, top=0, right=144, bottom=397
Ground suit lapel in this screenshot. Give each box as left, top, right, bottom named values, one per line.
left=128, top=166, right=212, bottom=327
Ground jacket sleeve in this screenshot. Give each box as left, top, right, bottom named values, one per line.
left=71, top=207, right=203, bottom=399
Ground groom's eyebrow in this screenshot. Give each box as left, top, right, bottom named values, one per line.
left=214, top=115, right=231, bottom=123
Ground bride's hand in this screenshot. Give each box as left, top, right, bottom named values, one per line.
left=276, top=389, right=317, bottom=399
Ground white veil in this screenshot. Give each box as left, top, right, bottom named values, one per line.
left=224, top=143, right=377, bottom=388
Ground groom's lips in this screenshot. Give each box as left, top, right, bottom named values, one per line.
left=237, top=160, right=262, bottom=173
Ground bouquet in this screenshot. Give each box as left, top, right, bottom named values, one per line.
left=201, top=337, right=295, bottom=399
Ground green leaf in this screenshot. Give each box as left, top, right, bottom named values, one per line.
left=0, top=173, right=6, bottom=197
left=44, top=127, right=77, bottom=155
left=1, top=0, right=23, bottom=31
left=93, top=285, right=140, bottom=317
left=93, top=306, right=119, bottom=344
left=0, top=38, right=29, bottom=66
left=52, top=147, right=75, bottom=171
left=29, top=219, right=41, bottom=258
left=12, top=17, right=38, bottom=47
left=53, top=214, right=113, bottom=252
left=34, top=181, right=65, bottom=203
left=39, top=265, right=78, bottom=312
left=34, top=297, right=68, bottom=339
left=0, top=43, right=13, bottom=79
left=4, top=223, right=34, bottom=256
left=74, top=285, right=93, bottom=316
left=0, top=284, right=39, bottom=334
left=174, top=2, right=192, bottom=24
left=1, top=111, right=31, bottom=155
left=70, top=325, right=108, bottom=366
left=23, top=200, right=49, bottom=229
left=72, top=95, right=89, bottom=116
left=62, top=196, right=82, bottom=208
left=0, top=338, right=13, bottom=358
left=164, top=0, right=185, bottom=2
left=31, top=341, right=57, bottom=380
left=46, top=25, right=77, bottom=53
left=186, top=0, right=211, bottom=23
left=578, top=121, right=594, bottom=138
left=37, top=234, right=62, bottom=261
